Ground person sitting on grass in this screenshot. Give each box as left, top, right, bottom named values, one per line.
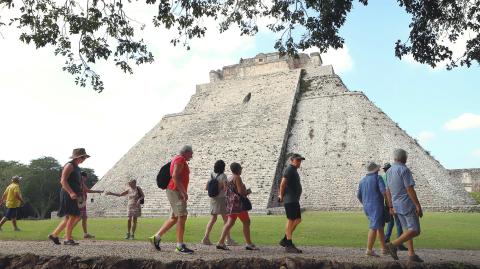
left=75, top=171, right=104, bottom=239
left=106, top=179, right=144, bottom=240
left=357, top=162, right=388, bottom=257
left=0, top=176, right=24, bottom=232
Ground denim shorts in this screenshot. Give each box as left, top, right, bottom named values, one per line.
left=397, top=209, right=421, bottom=233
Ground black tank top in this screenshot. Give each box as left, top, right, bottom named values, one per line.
left=65, top=161, right=82, bottom=194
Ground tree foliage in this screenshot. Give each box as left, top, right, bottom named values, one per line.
left=0, top=0, right=478, bottom=91
left=0, top=157, right=99, bottom=219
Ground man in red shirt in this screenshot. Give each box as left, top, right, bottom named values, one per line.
left=149, top=145, right=194, bottom=254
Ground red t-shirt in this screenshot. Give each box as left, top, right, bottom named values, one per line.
left=167, top=155, right=190, bottom=191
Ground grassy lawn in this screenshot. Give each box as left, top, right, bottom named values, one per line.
left=0, top=212, right=479, bottom=250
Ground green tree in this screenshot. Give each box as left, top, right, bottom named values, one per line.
left=22, top=157, right=62, bottom=219
left=0, top=0, right=478, bottom=91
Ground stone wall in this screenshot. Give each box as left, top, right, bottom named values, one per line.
left=449, top=169, right=480, bottom=192
left=89, top=69, right=303, bottom=216
left=268, top=67, right=476, bottom=209
left=88, top=53, right=477, bottom=217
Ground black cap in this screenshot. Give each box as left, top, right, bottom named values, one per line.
left=383, top=162, right=391, bottom=170
left=290, top=153, right=305, bottom=160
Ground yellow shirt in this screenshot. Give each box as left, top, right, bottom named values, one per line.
left=3, top=183, right=22, bottom=208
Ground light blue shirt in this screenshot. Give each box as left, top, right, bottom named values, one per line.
left=357, top=172, right=386, bottom=215
left=386, top=162, right=416, bottom=214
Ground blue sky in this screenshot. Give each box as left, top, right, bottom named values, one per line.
left=0, top=0, right=478, bottom=176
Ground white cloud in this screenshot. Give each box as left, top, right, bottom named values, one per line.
left=303, top=45, right=354, bottom=74
left=416, top=131, right=435, bottom=145
left=0, top=11, right=256, bottom=177
left=444, top=113, right=480, bottom=131
left=473, top=149, right=480, bottom=158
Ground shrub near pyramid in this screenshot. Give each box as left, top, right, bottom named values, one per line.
left=88, top=52, right=477, bottom=217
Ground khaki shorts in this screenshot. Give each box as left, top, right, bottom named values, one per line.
left=166, top=189, right=188, bottom=217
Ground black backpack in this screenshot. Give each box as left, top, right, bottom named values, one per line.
left=156, top=162, right=172, bottom=189
left=207, top=173, right=220, bottom=197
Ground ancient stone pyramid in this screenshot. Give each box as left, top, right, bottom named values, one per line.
left=89, top=52, right=477, bottom=217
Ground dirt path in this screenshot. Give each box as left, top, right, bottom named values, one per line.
left=0, top=240, right=479, bottom=266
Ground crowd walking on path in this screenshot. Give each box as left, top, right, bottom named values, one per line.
left=1, top=146, right=425, bottom=262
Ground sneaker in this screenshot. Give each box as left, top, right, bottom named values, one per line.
left=48, top=234, right=61, bottom=245
left=84, top=233, right=95, bottom=239
left=409, top=254, right=424, bottom=263
left=226, top=238, right=239, bottom=246
left=285, top=244, right=302, bottom=253
left=63, top=239, right=79, bottom=246
left=201, top=237, right=212, bottom=245
left=130, top=234, right=135, bottom=240
left=245, top=244, right=259, bottom=251
left=148, top=235, right=161, bottom=251
left=279, top=237, right=288, bottom=247
left=398, top=244, right=408, bottom=251
left=385, top=243, right=399, bottom=260
left=216, top=244, right=230, bottom=251
left=175, top=244, right=194, bottom=254
left=125, top=233, right=130, bottom=240
left=365, top=250, right=380, bottom=257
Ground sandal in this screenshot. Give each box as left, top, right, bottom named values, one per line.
left=63, top=239, right=79, bottom=246
left=48, top=234, right=61, bottom=245
left=216, top=244, right=230, bottom=251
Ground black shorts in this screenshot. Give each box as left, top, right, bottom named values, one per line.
left=284, top=202, right=301, bottom=220
left=5, top=208, right=18, bottom=219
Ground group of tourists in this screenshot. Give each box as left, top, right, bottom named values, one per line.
left=0, top=146, right=424, bottom=262
left=357, top=149, right=423, bottom=262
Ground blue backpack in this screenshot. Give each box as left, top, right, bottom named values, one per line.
left=207, top=173, right=220, bottom=197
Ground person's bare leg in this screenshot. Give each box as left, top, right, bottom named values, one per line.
left=156, top=216, right=177, bottom=237
left=176, top=215, right=187, bottom=243
left=11, top=218, right=18, bottom=230
left=0, top=217, right=8, bottom=229
left=218, top=217, right=236, bottom=245
left=82, top=217, right=88, bottom=234
left=392, top=230, right=418, bottom=246
left=52, top=216, right=68, bottom=237
left=241, top=217, right=252, bottom=245
left=65, top=216, right=79, bottom=240
left=132, top=217, right=138, bottom=235
left=367, top=229, right=377, bottom=252
left=221, top=214, right=233, bottom=241
left=203, top=214, right=218, bottom=240
left=127, top=217, right=132, bottom=234
left=406, top=239, right=416, bottom=256
left=377, top=227, right=386, bottom=250
left=285, top=218, right=301, bottom=240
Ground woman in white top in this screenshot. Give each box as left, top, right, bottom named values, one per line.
left=106, top=179, right=144, bottom=240
left=201, top=160, right=237, bottom=246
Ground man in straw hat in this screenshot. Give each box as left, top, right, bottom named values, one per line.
left=357, top=162, right=389, bottom=257
left=0, top=176, right=24, bottom=231
left=48, top=148, right=90, bottom=246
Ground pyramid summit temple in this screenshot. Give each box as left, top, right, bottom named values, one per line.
left=88, top=52, right=478, bottom=217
